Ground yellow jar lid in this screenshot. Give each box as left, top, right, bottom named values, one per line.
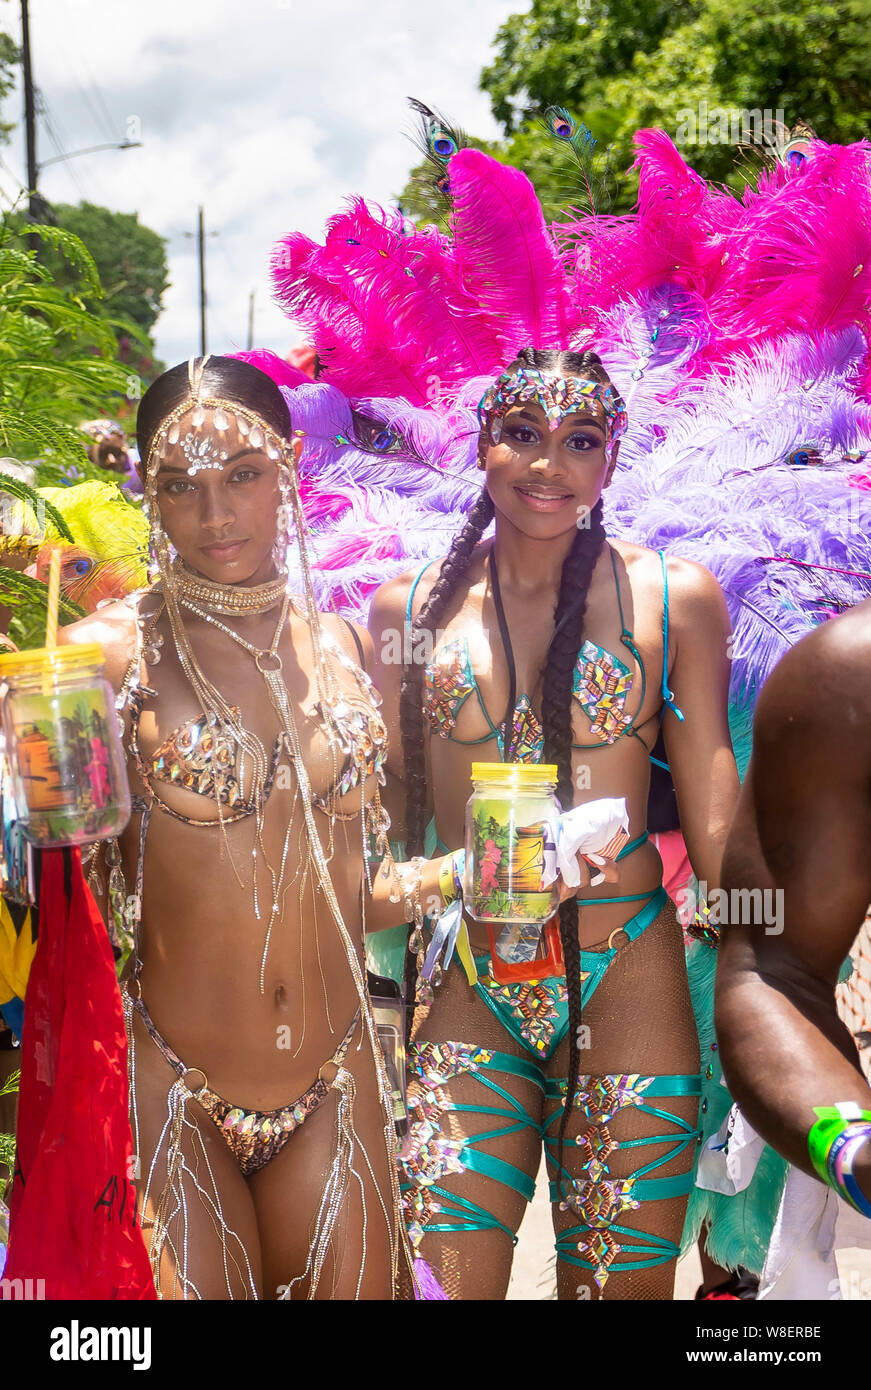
left=471, top=761, right=558, bottom=784
left=0, top=642, right=106, bottom=679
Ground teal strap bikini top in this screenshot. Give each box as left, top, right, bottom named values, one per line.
left=409, top=545, right=684, bottom=762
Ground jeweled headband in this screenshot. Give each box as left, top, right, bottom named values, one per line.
left=143, top=356, right=290, bottom=482
left=477, top=367, right=628, bottom=449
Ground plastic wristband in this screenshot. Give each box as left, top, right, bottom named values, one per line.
left=438, top=849, right=465, bottom=906
left=807, top=1105, right=871, bottom=1217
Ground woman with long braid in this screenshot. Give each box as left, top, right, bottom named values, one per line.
left=369, top=347, right=740, bottom=1299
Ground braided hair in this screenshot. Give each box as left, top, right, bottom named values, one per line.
left=399, top=346, right=622, bottom=1139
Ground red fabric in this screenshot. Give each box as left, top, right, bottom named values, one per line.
left=6, top=848, right=155, bottom=1299
left=652, top=828, right=694, bottom=904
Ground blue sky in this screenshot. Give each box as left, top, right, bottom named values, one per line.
left=0, top=0, right=519, bottom=367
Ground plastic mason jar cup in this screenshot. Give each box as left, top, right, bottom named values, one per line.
left=0, top=642, right=131, bottom=847
left=464, top=761, right=560, bottom=926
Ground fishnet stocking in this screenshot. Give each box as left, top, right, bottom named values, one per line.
left=400, top=898, right=700, bottom=1301
left=547, top=898, right=700, bottom=1301
left=836, top=913, right=871, bottom=1083
left=400, top=962, right=545, bottom=1300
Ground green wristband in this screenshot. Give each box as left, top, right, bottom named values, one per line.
left=808, top=1104, right=871, bottom=1183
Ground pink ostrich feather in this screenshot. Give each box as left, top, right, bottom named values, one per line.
left=707, top=142, right=871, bottom=345
left=318, top=525, right=405, bottom=569
left=558, top=130, right=724, bottom=325
left=228, top=348, right=309, bottom=389
left=272, top=200, right=505, bottom=403
left=448, top=148, right=578, bottom=353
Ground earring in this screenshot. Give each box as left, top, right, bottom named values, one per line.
left=273, top=463, right=296, bottom=573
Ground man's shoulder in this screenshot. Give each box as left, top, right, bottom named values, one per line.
left=757, top=599, right=871, bottom=741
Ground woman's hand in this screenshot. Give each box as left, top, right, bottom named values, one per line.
left=556, top=853, right=619, bottom=904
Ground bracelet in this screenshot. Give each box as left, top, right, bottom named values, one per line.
left=396, top=856, right=433, bottom=1007
left=807, top=1104, right=871, bottom=1217
left=438, top=849, right=466, bottom=907
left=685, top=896, right=720, bottom=949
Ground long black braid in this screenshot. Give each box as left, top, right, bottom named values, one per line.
left=541, top=498, right=607, bottom=1159
left=400, top=485, right=495, bottom=857
left=399, top=347, right=622, bottom=1151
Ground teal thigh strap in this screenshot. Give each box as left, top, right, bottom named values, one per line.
left=400, top=1043, right=546, bottom=1247
left=543, top=1070, right=701, bottom=1292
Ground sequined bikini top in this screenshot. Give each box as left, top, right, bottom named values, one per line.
left=412, top=545, right=683, bottom=764
left=123, top=597, right=388, bottom=824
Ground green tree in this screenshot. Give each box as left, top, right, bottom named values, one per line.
left=398, top=0, right=871, bottom=221
left=0, top=211, right=136, bottom=644
left=6, top=204, right=167, bottom=394
left=51, top=202, right=168, bottom=339
left=0, top=19, right=17, bottom=146
left=0, top=213, right=132, bottom=470
left=481, top=0, right=697, bottom=133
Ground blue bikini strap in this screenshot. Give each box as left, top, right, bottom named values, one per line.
left=609, top=544, right=632, bottom=639
left=405, top=560, right=440, bottom=625
left=659, top=549, right=684, bottom=724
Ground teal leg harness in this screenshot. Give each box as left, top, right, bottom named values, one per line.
left=398, top=865, right=702, bottom=1292
left=400, top=1044, right=545, bottom=1248
left=543, top=1071, right=701, bottom=1292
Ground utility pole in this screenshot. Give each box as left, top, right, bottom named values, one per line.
left=20, top=0, right=38, bottom=220
left=198, top=206, right=207, bottom=356
left=247, top=290, right=255, bottom=351
left=184, top=209, right=217, bottom=356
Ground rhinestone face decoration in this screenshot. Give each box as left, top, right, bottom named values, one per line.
left=181, top=431, right=229, bottom=475
left=477, top=368, right=627, bottom=446
left=573, top=641, right=633, bottom=743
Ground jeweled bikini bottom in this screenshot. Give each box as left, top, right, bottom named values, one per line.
left=130, top=991, right=360, bottom=1177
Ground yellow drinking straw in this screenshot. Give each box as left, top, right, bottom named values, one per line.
left=45, top=547, right=61, bottom=648
left=43, top=547, right=61, bottom=694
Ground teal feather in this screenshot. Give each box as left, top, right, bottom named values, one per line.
left=728, top=700, right=755, bottom=780
left=682, top=936, right=789, bottom=1272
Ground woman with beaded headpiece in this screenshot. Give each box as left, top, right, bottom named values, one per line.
left=267, top=137, right=744, bottom=1298
left=56, top=352, right=470, bottom=1299
left=266, top=113, right=871, bottom=1297
left=364, top=344, right=739, bottom=1299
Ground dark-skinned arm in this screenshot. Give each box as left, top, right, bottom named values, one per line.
left=716, top=601, right=871, bottom=1200
left=363, top=572, right=451, bottom=931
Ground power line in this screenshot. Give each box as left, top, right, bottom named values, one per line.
left=55, top=0, right=118, bottom=144
left=37, top=88, right=90, bottom=201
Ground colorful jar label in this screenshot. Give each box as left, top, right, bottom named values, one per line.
left=470, top=796, right=557, bottom=923
left=8, top=685, right=125, bottom=844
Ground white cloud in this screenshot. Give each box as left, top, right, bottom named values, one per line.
left=1, top=0, right=522, bottom=367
